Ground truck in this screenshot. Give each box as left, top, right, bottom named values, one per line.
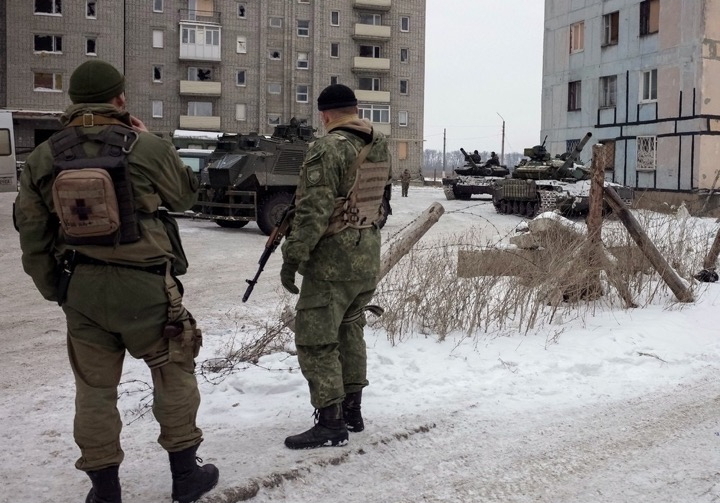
left=0, top=111, right=17, bottom=192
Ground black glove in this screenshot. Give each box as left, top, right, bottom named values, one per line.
left=280, top=261, right=300, bottom=294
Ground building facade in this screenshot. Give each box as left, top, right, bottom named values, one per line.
left=2, top=0, right=426, bottom=175
left=542, top=0, right=720, bottom=192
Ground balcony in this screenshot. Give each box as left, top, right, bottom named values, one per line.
left=180, top=80, right=221, bottom=96
left=179, top=115, right=221, bottom=130
left=352, top=57, right=390, bottom=72
left=180, top=41, right=221, bottom=61
left=354, top=90, right=390, bottom=103
left=179, top=9, right=221, bottom=24
left=353, top=0, right=391, bottom=11
left=352, top=24, right=391, bottom=40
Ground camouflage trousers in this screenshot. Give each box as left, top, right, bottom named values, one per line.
left=294, top=276, right=377, bottom=409
left=401, top=182, right=410, bottom=197
left=62, top=263, right=203, bottom=472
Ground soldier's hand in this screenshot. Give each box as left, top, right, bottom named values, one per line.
left=280, top=261, right=300, bottom=294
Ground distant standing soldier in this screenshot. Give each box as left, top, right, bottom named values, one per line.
left=14, top=60, right=218, bottom=503
left=280, top=84, right=391, bottom=449
left=401, top=168, right=411, bottom=197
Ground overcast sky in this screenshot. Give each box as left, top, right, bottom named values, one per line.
left=423, top=0, right=545, bottom=155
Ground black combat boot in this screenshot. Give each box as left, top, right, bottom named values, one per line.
left=85, top=465, right=121, bottom=503
left=284, top=403, right=349, bottom=449
left=168, top=444, right=219, bottom=503
left=342, top=390, right=364, bottom=433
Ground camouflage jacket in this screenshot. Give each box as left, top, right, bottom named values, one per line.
left=14, top=103, right=198, bottom=301
left=282, top=118, right=390, bottom=281
left=400, top=171, right=411, bottom=183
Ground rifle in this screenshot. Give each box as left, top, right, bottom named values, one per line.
left=242, top=197, right=295, bottom=302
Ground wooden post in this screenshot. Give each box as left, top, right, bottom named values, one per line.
left=702, top=227, right=720, bottom=270
left=583, top=143, right=606, bottom=298
left=604, top=186, right=694, bottom=303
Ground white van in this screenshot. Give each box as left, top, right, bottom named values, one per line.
left=0, top=111, right=17, bottom=192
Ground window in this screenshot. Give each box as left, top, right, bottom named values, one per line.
left=602, top=12, right=619, bottom=46
left=636, top=136, right=657, bottom=170
left=398, top=142, right=408, bottom=160
left=400, top=48, right=409, bottom=63
left=400, top=16, right=410, bottom=32
left=359, top=13, right=381, bottom=25
left=331, top=11, right=339, bottom=26
left=297, top=85, right=309, bottom=103
left=269, top=17, right=282, bottom=28
left=598, top=140, right=616, bottom=171
left=359, top=45, right=381, bottom=58
left=152, top=100, right=163, bottom=118
left=34, top=0, right=62, bottom=15
left=570, top=21, right=584, bottom=53
left=153, top=0, right=163, bottom=12
left=298, top=0, right=309, bottom=3
left=86, top=38, right=96, bottom=55
left=640, top=69, right=657, bottom=102
left=568, top=80, right=581, bottom=111
left=297, top=20, right=310, bottom=37
left=640, top=0, right=659, bottom=36
left=330, top=76, right=339, bottom=85
left=358, top=104, right=390, bottom=123
left=0, top=130, right=10, bottom=156
left=86, top=1, right=96, bottom=18
left=398, top=111, right=408, bottom=127
left=330, top=43, right=339, bottom=58
left=34, top=35, right=63, bottom=53
left=34, top=72, right=63, bottom=91
left=269, top=50, right=282, bottom=60
left=188, top=67, right=213, bottom=81
left=236, top=36, right=247, bottom=53
left=153, top=65, right=163, bottom=82
left=599, top=75, right=617, bottom=108
left=296, top=52, right=309, bottom=70
left=268, top=83, right=282, bottom=94
left=236, top=104, right=247, bottom=121
left=187, top=102, right=213, bottom=116
left=399, top=80, right=409, bottom=95
left=566, top=139, right=581, bottom=153
left=152, top=30, right=164, bottom=48
left=359, top=77, right=380, bottom=91
left=237, top=4, right=245, bottom=18
left=236, top=70, right=246, bottom=86
left=268, top=114, right=281, bottom=125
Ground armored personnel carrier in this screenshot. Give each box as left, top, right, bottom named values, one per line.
left=187, top=120, right=391, bottom=235
left=442, top=148, right=510, bottom=200
left=492, top=133, right=634, bottom=218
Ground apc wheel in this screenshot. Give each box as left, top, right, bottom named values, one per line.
left=215, top=219, right=249, bottom=229
left=257, top=192, right=293, bottom=236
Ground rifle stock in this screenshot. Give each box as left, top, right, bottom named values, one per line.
left=242, top=199, right=295, bottom=302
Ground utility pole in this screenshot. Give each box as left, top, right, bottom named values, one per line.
left=497, top=112, right=505, bottom=166
left=442, top=128, right=446, bottom=178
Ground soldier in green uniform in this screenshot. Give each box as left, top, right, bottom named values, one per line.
left=280, top=84, right=391, bottom=449
left=400, top=168, right=412, bottom=197
left=14, top=60, right=218, bottom=503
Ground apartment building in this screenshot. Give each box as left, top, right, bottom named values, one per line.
left=2, top=0, right=426, bottom=174
left=542, top=0, right=720, bottom=193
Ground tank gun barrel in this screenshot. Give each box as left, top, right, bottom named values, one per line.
left=459, top=147, right=479, bottom=168
left=560, top=132, right=592, bottom=171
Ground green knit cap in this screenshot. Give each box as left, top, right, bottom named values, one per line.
left=68, top=60, right=125, bottom=104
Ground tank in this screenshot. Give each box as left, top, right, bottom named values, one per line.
left=442, top=148, right=510, bottom=200
left=188, top=120, right=391, bottom=236
left=491, top=133, right=634, bottom=217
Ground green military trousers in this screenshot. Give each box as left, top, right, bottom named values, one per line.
left=294, top=276, right=377, bottom=409
left=62, top=263, right=203, bottom=472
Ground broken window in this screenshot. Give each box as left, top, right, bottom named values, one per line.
left=236, top=36, right=247, bottom=53
left=568, top=80, right=582, bottom=111
left=640, top=0, right=659, bottom=36
left=359, top=45, right=381, bottom=58
left=636, top=136, right=657, bottom=170
left=570, top=21, right=584, bottom=53
left=237, top=4, right=245, bottom=18
left=34, top=72, right=63, bottom=91
left=297, top=20, right=310, bottom=37
left=34, top=0, right=62, bottom=15
left=640, top=69, right=657, bottom=101
left=86, top=1, right=96, bottom=18
left=269, top=50, right=281, bottom=60
left=86, top=38, right=96, bottom=55
left=602, top=12, right=619, bottom=46
left=153, top=65, right=163, bottom=82
left=599, top=75, right=617, bottom=108
left=188, top=67, right=212, bottom=81
left=34, top=35, right=62, bottom=53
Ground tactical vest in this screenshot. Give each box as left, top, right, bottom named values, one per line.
left=323, top=130, right=389, bottom=237
left=49, top=117, right=141, bottom=246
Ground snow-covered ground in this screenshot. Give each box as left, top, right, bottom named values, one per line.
left=1, top=185, right=719, bottom=503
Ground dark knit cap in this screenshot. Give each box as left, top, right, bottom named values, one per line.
left=68, top=60, right=125, bottom=104
left=317, top=84, right=358, bottom=111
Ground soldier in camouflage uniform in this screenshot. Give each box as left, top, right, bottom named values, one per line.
left=14, top=60, right=218, bottom=503
left=400, top=168, right=411, bottom=197
left=281, top=84, right=391, bottom=449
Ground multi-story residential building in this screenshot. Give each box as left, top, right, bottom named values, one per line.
left=2, top=0, right=426, bottom=175
left=542, top=0, right=720, bottom=197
